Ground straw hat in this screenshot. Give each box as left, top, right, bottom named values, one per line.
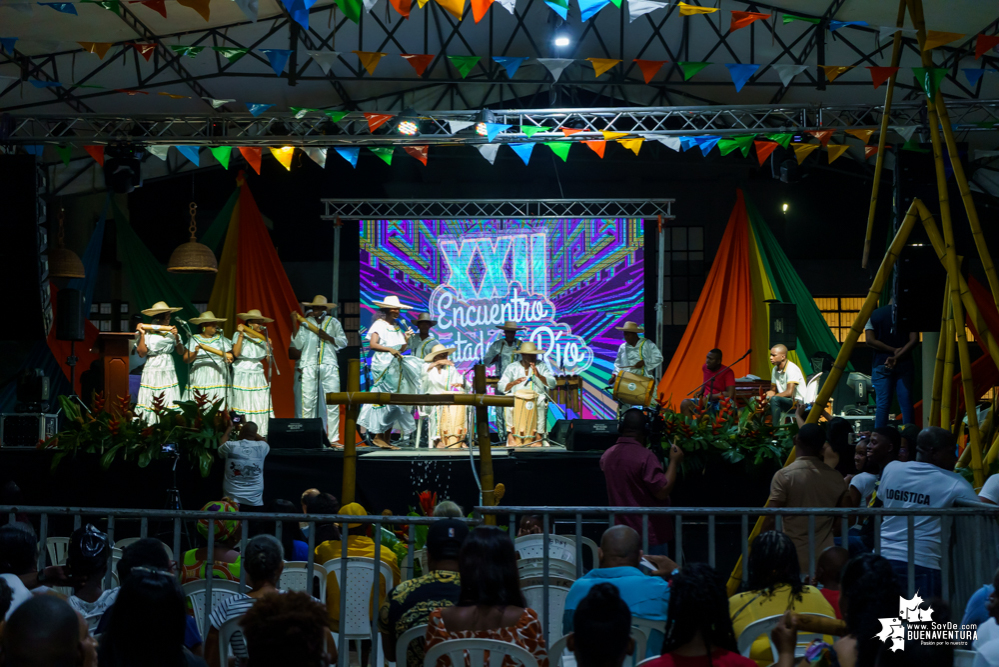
left=339, top=502, right=369, bottom=529
left=614, top=321, right=645, bottom=333
left=496, top=321, right=526, bottom=331
left=302, top=295, right=336, bottom=310
left=237, top=309, right=274, bottom=323
left=373, top=295, right=414, bottom=310
left=415, top=312, right=437, bottom=326
left=189, top=310, right=226, bottom=325
left=141, top=301, right=183, bottom=317
left=424, top=343, right=457, bottom=362
left=518, top=341, right=545, bottom=356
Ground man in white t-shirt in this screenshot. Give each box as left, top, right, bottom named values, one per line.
left=765, top=344, right=806, bottom=423
left=878, top=426, right=978, bottom=597
left=218, top=421, right=270, bottom=510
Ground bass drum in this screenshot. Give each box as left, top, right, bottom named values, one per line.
left=612, top=371, right=655, bottom=406
left=438, top=404, right=468, bottom=448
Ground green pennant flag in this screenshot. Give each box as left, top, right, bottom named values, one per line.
left=912, top=67, right=948, bottom=101
left=334, top=0, right=362, bottom=22
left=448, top=56, right=481, bottom=79
left=678, top=62, right=711, bottom=81
left=81, top=0, right=120, bottom=14
left=368, top=146, right=394, bottom=165
left=56, top=145, right=72, bottom=167
left=783, top=13, right=820, bottom=25
left=767, top=132, right=794, bottom=148
left=324, top=110, right=350, bottom=123
left=717, top=138, right=741, bottom=156
left=976, top=121, right=999, bottom=128
left=210, top=146, right=232, bottom=169
left=212, top=47, right=249, bottom=64
left=718, top=134, right=756, bottom=157
left=608, top=0, right=621, bottom=6
left=290, top=107, right=316, bottom=119
left=169, top=46, right=205, bottom=58
left=902, top=136, right=930, bottom=153
left=545, top=141, right=571, bottom=161
left=521, top=126, right=544, bottom=138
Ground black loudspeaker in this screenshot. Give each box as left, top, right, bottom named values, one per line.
left=565, top=419, right=619, bottom=452
left=896, top=244, right=949, bottom=333
left=893, top=140, right=971, bottom=249
left=0, top=155, right=52, bottom=340
left=56, top=289, right=86, bottom=341
left=768, top=302, right=797, bottom=351
left=267, top=418, right=325, bottom=449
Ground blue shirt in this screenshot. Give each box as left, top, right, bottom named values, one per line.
left=562, top=566, right=669, bottom=657
left=962, top=584, right=994, bottom=631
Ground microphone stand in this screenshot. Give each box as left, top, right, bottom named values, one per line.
left=686, top=349, right=751, bottom=399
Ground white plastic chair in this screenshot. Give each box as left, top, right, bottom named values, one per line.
left=954, top=649, right=976, bottom=667
left=515, top=535, right=592, bottom=567
left=423, top=638, right=539, bottom=667
left=547, top=630, right=644, bottom=667
left=220, top=615, right=247, bottom=662
left=114, top=537, right=174, bottom=560
left=280, top=561, right=328, bottom=600
left=737, top=614, right=829, bottom=661
left=522, top=584, right=571, bottom=644
left=322, top=557, right=395, bottom=667
left=46, top=537, right=71, bottom=566
left=635, top=659, right=659, bottom=667
left=630, top=618, right=661, bottom=658
left=395, top=623, right=428, bottom=667
left=517, top=558, right=577, bottom=582
left=548, top=634, right=571, bottom=667
left=415, top=548, right=429, bottom=577
left=182, top=579, right=243, bottom=638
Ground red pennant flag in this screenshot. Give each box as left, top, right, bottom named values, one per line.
left=131, top=43, right=157, bottom=61
left=131, top=0, right=167, bottom=17
left=581, top=140, right=606, bottom=158
left=806, top=129, right=835, bottom=147
left=864, top=145, right=880, bottom=160
left=404, top=145, right=429, bottom=165
left=867, top=66, right=900, bottom=89
left=389, top=0, right=411, bottom=17
left=633, top=59, right=667, bottom=84
left=470, top=0, right=493, bottom=22
left=84, top=145, right=104, bottom=166
left=729, top=10, right=770, bottom=32
left=754, top=140, right=779, bottom=166
left=562, top=128, right=585, bottom=136
left=239, top=147, right=262, bottom=174
left=976, top=34, right=999, bottom=60
left=114, top=89, right=149, bottom=95
left=364, top=112, right=395, bottom=133
left=401, top=54, right=434, bottom=77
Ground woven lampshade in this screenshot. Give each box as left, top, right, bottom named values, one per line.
left=167, top=202, right=218, bottom=274
left=49, top=208, right=85, bottom=279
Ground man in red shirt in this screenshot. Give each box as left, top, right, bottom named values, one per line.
left=680, top=349, right=737, bottom=416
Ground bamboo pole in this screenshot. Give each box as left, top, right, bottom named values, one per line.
left=929, top=275, right=950, bottom=427
left=474, top=365, right=497, bottom=526
left=942, top=299, right=956, bottom=429
left=985, top=430, right=999, bottom=469
left=341, top=358, right=360, bottom=504
left=863, top=0, right=908, bottom=269
left=325, top=391, right=514, bottom=407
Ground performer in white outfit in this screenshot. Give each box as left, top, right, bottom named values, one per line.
left=291, top=295, right=347, bottom=446
left=410, top=313, right=441, bottom=361
left=231, top=309, right=276, bottom=437
left=613, top=321, right=664, bottom=415
left=484, top=321, right=525, bottom=437
left=499, top=341, right=556, bottom=447
left=422, top=344, right=469, bottom=449
left=134, top=301, right=186, bottom=422
left=183, top=311, right=233, bottom=406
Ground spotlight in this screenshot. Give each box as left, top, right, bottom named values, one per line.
left=782, top=203, right=789, bottom=213
left=104, top=144, right=144, bottom=194
left=394, top=107, right=420, bottom=136
left=554, top=36, right=570, bottom=47
left=475, top=109, right=496, bottom=137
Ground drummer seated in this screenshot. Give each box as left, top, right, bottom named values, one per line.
left=680, top=349, right=736, bottom=416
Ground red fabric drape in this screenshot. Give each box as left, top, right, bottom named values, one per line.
left=657, top=190, right=754, bottom=407
left=47, top=285, right=101, bottom=397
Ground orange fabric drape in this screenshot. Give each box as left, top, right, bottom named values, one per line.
left=657, top=190, right=754, bottom=407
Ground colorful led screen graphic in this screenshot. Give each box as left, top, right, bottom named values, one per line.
left=360, top=219, right=645, bottom=421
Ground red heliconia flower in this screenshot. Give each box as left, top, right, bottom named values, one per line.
left=93, top=392, right=106, bottom=412
left=108, top=417, right=121, bottom=435
left=417, top=490, right=437, bottom=517
left=141, top=427, right=154, bottom=437
left=152, top=392, right=166, bottom=413
left=193, top=390, right=209, bottom=408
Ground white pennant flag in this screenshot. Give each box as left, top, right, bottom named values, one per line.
left=234, top=0, right=258, bottom=21
left=308, top=51, right=340, bottom=75
left=363, top=0, right=377, bottom=12
left=147, top=145, right=170, bottom=161
left=537, top=58, right=574, bottom=82
left=877, top=26, right=917, bottom=44
left=34, top=40, right=61, bottom=53
left=771, top=64, right=808, bottom=87
left=649, top=135, right=681, bottom=151
left=202, top=97, right=235, bottom=109
left=448, top=120, right=475, bottom=133
left=302, top=147, right=327, bottom=169
left=628, top=0, right=666, bottom=22
left=477, top=144, right=500, bottom=165
left=892, top=125, right=918, bottom=142
left=495, top=0, right=515, bottom=12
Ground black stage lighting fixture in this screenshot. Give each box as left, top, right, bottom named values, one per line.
left=104, top=145, right=144, bottom=193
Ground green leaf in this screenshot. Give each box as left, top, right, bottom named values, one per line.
left=137, top=449, right=153, bottom=468
left=198, top=449, right=214, bottom=478
left=100, top=444, right=123, bottom=470
left=50, top=451, right=67, bottom=471
left=59, top=395, right=81, bottom=423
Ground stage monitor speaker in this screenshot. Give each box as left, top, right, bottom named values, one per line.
left=0, top=155, right=52, bottom=340
left=267, top=418, right=325, bottom=449
left=896, top=244, right=949, bottom=333
left=565, top=419, right=619, bottom=452
left=56, top=288, right=86, bottom=341
left=768, top=302, right=797, bottom=351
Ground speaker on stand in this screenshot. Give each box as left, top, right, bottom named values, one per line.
left=767, top=301, right=797, bottom=351
left=56, top=288, right=87, bottom=401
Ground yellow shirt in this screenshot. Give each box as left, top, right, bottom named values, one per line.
left=316, top=535, right=402, bottom=628
left=729, top=584, right=835, bottom=666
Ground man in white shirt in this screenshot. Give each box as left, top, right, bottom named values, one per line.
left=218, top=421, right=271, bottom=510
left=410, top=313, right=441, bottom=361
left=484, top=321, right=525, bottom=437
left=499, top=342, right=556, bottom=447
left=613, top=321, right=664, bottom=380
left=879, top=426, right=978, bottom=597
left=290, top=295, right=348, bottom=445
left=766, top=344, right=806, bottom=423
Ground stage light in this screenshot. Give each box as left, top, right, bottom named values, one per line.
left=103, top=144, right=144, bottom=194
left=475, top=109, right=496, bottom=137
left=554, top=35, right=570, bottom=47
left=782, top=203, right=789, bottom=213
left=394, top=107, right=421, bottom=136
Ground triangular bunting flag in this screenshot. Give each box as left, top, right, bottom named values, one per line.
left=483, top=123, right=512, bottom=142
left=912, top=67, right=948, bottom=101
left=729, top=11, right=769, bottom=32
left=581, top=140, right=606, bottom=158
left=493, top=56, right=528, bottom=78
left=176, top=0, right=209, bottom=20
left=477, top=144, right=500, bottom=164
left=845, top=129, right=875, bottom=144
left=213, top=47, right=249, bottom=64
left=146, top=145, right=170, bottom=161
left=588, top=58, right=621, bottom=78
left=324, top=110, right=349, bottom=123
left=239, top=147, right=262, bottom=174
left=157, top=92, right=188, bottom=100
left=806, top=129, right=835, bottom=147
left=448, top=55, right=481, bottom=79
left=628, top=0, right=665, bottom=22
left=828, top=20, right=867, bottom=32
left=783, top=14, right=820, bottom=25
left=677, top=1, right=716, bottom=15
left=246, top=103, right=274, bottom=117
left=363, top=112, right=395, bottom=132
left=494, top=0, right=513, bottom=11
left=389, top=0, right=412, bottom=17
left=176, top=145, right=200, bottom=167
left=404, top=145, right=428, bottom=165
left=203, top=97, right=234, bottom=109
left=448, top=120, right=475, bottom=133
left=694, top=136, right=721, bottom=156
left=619, top=138, right=643, bottom=155
left=470, top=0, right=491, bottom=21
left=633, top=59, right=666, bottom=83
left=729, top=134, right=755, bottom=156
left=290, top=107, right=314, bottom=119
left=169, top=45, right=205, bottom=58
left=38, top=2, right=77, bottom=14
left=368, top=146, right=394, bottom=166
left=653, top=136, right=681, bottom=151
left=55, top=145, right=72, bottom=166
left=892, top=126, right=918, bottom=142
left=209, top=146, right=232, bottom=169
left=282, top=0, right=317, bottom=26
left=964, top=68, right=986, bottom=86
left=29, top=81, right=62, bottom=88
left=923, top=30, right=965, bottom=52
left=976, top=34, right=999, bottom=60
left=23, top=145, right=44, bottom=158
left=334, top=0, right=362, bottom=22
left=545, top=141, right=571, bottom=161
left=78, top=42, right=114, bottom=59
left=717, top=138, right=742, bottom=156
left=308, top=51, right=340, bottom=75
left=302, top=147, right=327, bottom=168
left=537, top=58, right=573, bottom=82
left=562, top=128, right=585, bottom=136
left=269, top=146, right=294, bottom=171
left=724, top=63, right=759, bottom=92
left=820, top=65, right=852, bottom=82
left=361, top=0, right=376, bottom=13
left=401, top=54, right=434, bottom=76
left=0, top=37, right=18, bottom=53
left=867, top=66, right=900, bottom=89
left=678, top=61, right=711, bottom=81
left=509, top=143, right=535, bottom=165
left=578, top=0, right=609, bottom=21
left=827, top=144, right=849, bottom=164
left=434, top=0, right=464, bottom=20
left=679, top=137, right=698, bottom=152
left=601, top=131, right=628, bottom=141
left=354, top=51, right=387, bottom=75
left=543, top=0, right=567, bottom=18
left=234, top=0, right=258, bottom=21
left=772, top=64, right=808, bottom=87
left=521, top=126, right=544, bottom=137
left=877, top=26, right=916, bottom=44
left=334, top=146, right=360, bottom=168
left=132, top=43, right=156, bottom=61
left=902, top=137, right=930, bottom=153
left=792, top=142, right=818, bottom=164
left=754, top=140, right=779, bottom=166
left=864, top=145, right=880, bottom=160
left=83, top=145, right=104, bottom=166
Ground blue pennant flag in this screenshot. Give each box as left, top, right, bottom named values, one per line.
left=259, top=48, right=293, bottom=76
left=0, top=37, right=18, bottom=53
left=176, top=145, right=200, bottom=166
left=544, top=0, right=567, bottom=19
left=281, top=0, right=317, bottom=29
left=335, top=146, right=360, bottom=168
left=29, top=80, right=62, bottom=88
left=37, top=2, right=77, bottom=13
left=724, top=63, right=760, bottom=92
left=509, top=143, right=535, bottom=165
left=694, top=136, right=722, bottom=156
left=23, top=145, right=44, bottom=156
left=246, top=102, right=274, bottom=116
left=484, top=123, right=512, bottom=142
left=679, top=137, right=698, bottom=152
left=493, top=56, right=528, bottom=78
left=578, top=0, right=610, bottom=21
left=829, top=20, right=867, bottom=31
left=963, top=68, right=986, bottom=86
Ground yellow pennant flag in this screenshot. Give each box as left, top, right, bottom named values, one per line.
left=820, top=65, right=852, bottom=82
left=587, top=58, right=622, bottom=78
left=158, top=92, right=189, bottom=99
left=417, top=0, right=430, bottom=6
left=792, top=142, right=818, bottom=165
left=269, top=146, right=295, bottom=171
left=353, top=51, right=388, bottom=75
left=177, top=0, right=210, bottom=21
left=78, top=42, right=113, bottom=59
left=844, top=129, right=875, bottom=144
left=827, top=144, right=850, bottom=164
left=923, top=30, right=965, bottom=52
left=602, top=131, right=629, bottom=141
left=677, top=1, right=718, bottom=15
left=619, top=138, right=644, bottom=155
left=434, top=0, right=464, bottom=20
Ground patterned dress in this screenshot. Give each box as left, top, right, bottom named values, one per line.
left=187, top=333, right=232, bottom=406
left=230, top=331, right=274, bottom=437
left=135, top=331, right=183, bottom=422
left=424, top=607, right=549, bottom=667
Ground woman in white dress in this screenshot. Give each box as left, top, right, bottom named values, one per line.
left=357, top=295, right=420, bottom=449
left=134, top=301, right=186, bottom=422
left=183, top=311, right=233, bottom=407
left=231, top=309, right=275, bottom=437
left=422, top=344, right=469, bottom=449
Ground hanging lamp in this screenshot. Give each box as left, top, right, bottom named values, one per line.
left=167, top=202, right=218, bottom=274
left=48, top=208, right=86, bottom=279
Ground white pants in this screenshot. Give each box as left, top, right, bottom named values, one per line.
left=299, top=364, right=341, bottom=444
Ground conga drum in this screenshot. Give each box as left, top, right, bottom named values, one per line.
left=511, top=390, right=539, bottom=444
left=438, top=403, right=467, bottom=448
left=613, top=371, right=655, bottom=406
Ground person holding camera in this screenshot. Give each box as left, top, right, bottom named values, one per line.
left=218, top=420, right=270, bottom=511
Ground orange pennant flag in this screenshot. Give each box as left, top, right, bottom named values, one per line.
left=434, top=0, right=464, bottom=20
left=729, top=10, right=770, bottom=32
left=269, top=146, right=294, bottom=171
left=404, top=145, right=429, bottom=165
left=587, top=58, right=622, bottom=78
left=867, top=66, right=900, bottom=89
left=820, top=65, right=852, bottom=82
left=239, top=147, right=262, bottom=174
left=633, top=59, right=667, bottom=84
left=401, top=54, right=434, bottom=76
left=618, top=138, right=643, bottom=155
left=827, top=144, right=849, bottom=164
left=158, top=92, right=189, bottom=99
left=176, top=0, right=209, bottom=20
left=923, top=30, right=965, bottom=52
left=582, top=140, right=606, bottom=158
left=806, top=129, right=835, bottom=147
left=83, top=145, right=105, bottom=166
left=364, top=113, right=395, bottom=133
left=354, top=51, right=388, bottom=75
left=78, top=42, right=114, bottom=59
left=754, top=140, right=779, bottom=166
left=864, top=145, right=880, bottom=160
left=562, top=128, right=585, bottom=136
left=470, top=0, right=492, bottom=22
left=602, top=131, right=628, bottom=141
left=389, top=0, right=412, bottom=17
left=845, top=129, right=875, bottom=144
left=976, top=34, right=999, bottom=60
left=792, top=142, right=818, bottom=165
left=132, top=43, right=157, bottom=61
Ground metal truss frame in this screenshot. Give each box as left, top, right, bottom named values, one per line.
left=320, top=198, right=675, bottom=219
